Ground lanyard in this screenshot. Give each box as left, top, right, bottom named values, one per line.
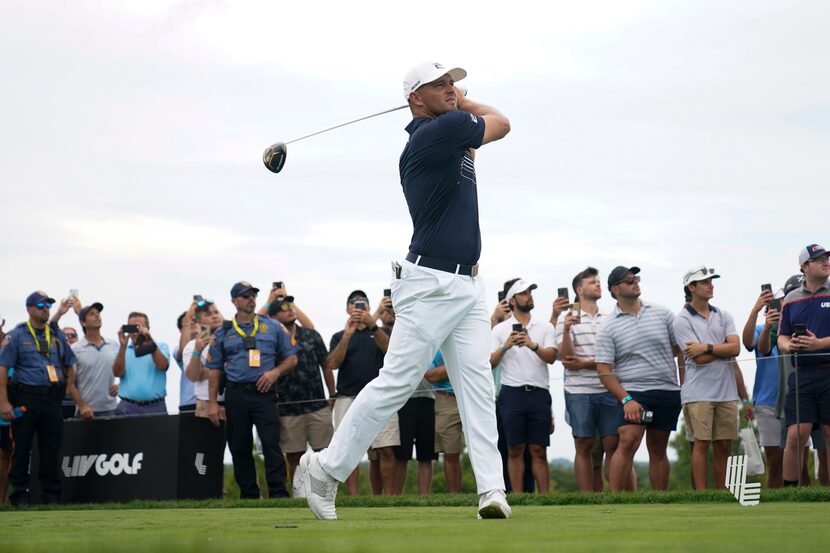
left=27, top=321, right=51, bottom=357
left=232, top=315, right=259, bottom=338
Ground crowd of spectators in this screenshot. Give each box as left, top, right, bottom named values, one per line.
left=1, top=243, right=829, bottom=507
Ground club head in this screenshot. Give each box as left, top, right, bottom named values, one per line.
left=263, top=142, right=287, bottom=173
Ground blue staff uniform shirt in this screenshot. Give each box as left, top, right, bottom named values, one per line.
left=118, top=341, right=170, bottom=401
left=400, top=110, right=486, bottom=265
left=0, top=323, right=76, bottom=386
left=750, top=324, right=779, bottom=408
left=779, top=278, right=830, bottom=368
left=206, top=317, right=298, bottom=383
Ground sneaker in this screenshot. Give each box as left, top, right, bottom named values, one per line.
left=477, top=489, right=511, bottom=519
left=298, top=450, right=338, bottom=520
left=292, top=467, right=306, bottom=499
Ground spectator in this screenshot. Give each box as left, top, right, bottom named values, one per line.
left=62, top=327, right=79, bottom=345
left=674, top=266, right=746, bottom=490
left=596, top=266, right=683, bottom=491
left=175, top=306, right=201, bottom=414
left=490, top=279, right=557, bottom=493
left=425, top=350, right=462, bottom=493
left=742, top=285, right=785, bottom=487
left=327, top=290, right=396, bottom=495
left=267, top=296, right=335, bottom=497
left=112, top=312, right=170, bottom=416
left=0, top=319, right=9, bottom=505
left=556, top=267, right=625, bottom=492
left=778, top=244, right=830, bottom=486
left=72, top=302, right=118, bottom=417
left=49, top=295, right=81, bottom=327
left=259, top=283, right=316, bottom=329
left=206, top=281, right=298, bottom=499
left=0, top=291, right=87, bottom=507
left=183, top=300, right=225, bottom=419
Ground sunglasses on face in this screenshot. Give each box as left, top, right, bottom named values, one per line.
left=619, top=276, right=641, bottom=285
left=348, top=298, right=368, bottom=304
left=239, top=293, right=257, bottom=300
left=65, top=333, right=77, bottom=339
left=808, top=256, right=830, bottom=265
left=278, top=302, right=293, bottom=312
left=35, top=302, right=54, bottom=309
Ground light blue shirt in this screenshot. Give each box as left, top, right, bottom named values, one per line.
left=173, top=346, right=197, bottom=407
left=430, top=351, right=453, bottom=393
left=119, top=341, right=169, bottom=401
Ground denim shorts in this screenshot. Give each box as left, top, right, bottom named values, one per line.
left=564, top=391, right=621, bottom=438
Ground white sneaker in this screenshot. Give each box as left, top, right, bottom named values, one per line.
left=477, top=489, right=511, bottom=519
left=298, top=450, right=338, bottom=520
left=292, top=467, right=306, bottom=499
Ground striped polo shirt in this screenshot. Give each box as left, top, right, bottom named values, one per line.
left=555, top=310, right=608, bottom=393
left=779, top=277, right=830, bottom=368
left=674, top=304, right=738, bottom=403
left=595, top=301, right=680, bottom=392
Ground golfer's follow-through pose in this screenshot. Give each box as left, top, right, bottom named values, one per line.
left=298, top=61, right=512, bottom=519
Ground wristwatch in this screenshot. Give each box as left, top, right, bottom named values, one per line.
left=706, top=343, right=714, bottom=354
left=531, top=342, right=540, bottom=352
left=368, top=324, right=379, bottom=332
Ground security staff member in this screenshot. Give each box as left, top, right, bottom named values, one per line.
left=0, top=291, right=89, bottom=507
left=206, top=281, right=298, bottom=499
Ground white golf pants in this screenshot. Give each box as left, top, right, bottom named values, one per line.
left=319, top=259, right=505, bottom=494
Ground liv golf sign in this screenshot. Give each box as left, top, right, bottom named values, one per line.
left=725, top=455, right=761, bottom=506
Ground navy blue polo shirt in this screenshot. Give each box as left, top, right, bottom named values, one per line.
left=779, top=278, right=830, bottom=368
left=206, top=316, right=298, bottom=383
left=399, top=109, right=486, bottom=265
left=0, top=322, right=76, bottom=386
left=330, top=328, right=385, bottom=397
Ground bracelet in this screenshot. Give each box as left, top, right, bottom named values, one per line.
left=193, top=350, right=201, bottom=358
left=742, top=399, right=751, bottom=405
left=500, top=345, right=508, bottom=354
left=621, top=395, right=633, bottom=405
left=264, top=302, right=271, bottom=310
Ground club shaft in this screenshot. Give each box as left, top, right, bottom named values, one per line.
left=285, top=104, right=408, bottom=145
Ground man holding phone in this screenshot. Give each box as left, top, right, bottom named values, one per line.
left=490, top=279, right=557, bottom=494
left=596, top=266, right=683, bottom=492
left=112, top=312, right=170, bottom=416
left=778, top=244, right=830, bottom=486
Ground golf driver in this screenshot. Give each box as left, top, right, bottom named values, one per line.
left=263, top=104, right=408, bottom=174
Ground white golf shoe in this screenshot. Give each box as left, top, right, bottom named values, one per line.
left=298, top=450, right=338, bottom=520
left=292, top=466, right=306, bottom=499
left=477, top=489, right=511, bottom=519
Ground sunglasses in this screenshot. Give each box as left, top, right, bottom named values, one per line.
left=277, top=302, right=294, bottom=312
left=65, top=333, right=78, bottom=339
left=348, top=297, right=368, bottom=304
left=196, top=299, right=214, bottom=307
left=697, top=267, right=717, bottom=276
left=619, top=276, right=641, bottom=285
left=35, top=302, right=54, bottom=309
left=239, top=293, right=257, bottom=300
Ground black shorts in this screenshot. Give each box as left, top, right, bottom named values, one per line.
left=0, top=425, right=10, bottom=453
left=785, top=369, right=830, bottom=427
left=498, top=385, right=552, bottom=447
left=394, top=397, right=438, bottom=461
left=618, top=389, right=681, bottom=433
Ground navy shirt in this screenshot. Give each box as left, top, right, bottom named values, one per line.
left=400, top=109, right=486, bottom=265
left=779, top=279, right=830, bottom=368
left=0, top=322, right=76, bottom=386
left=330, top=328, right=385, bottom=398
left=206, top=316, right=298, bottom=383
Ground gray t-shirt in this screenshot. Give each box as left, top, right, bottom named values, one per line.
left=595, top=301, right=680, bottom=392
left=674, top=304, right=739, bottom=403
left=71, top=337, right=118, bottom=413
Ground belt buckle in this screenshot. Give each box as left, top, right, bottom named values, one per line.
left=470, top=264, right=479, bottom=277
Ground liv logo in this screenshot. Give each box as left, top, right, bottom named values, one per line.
left=194, top=452, right=207, bottom=476
left=726, top=455, right=761, bottom=506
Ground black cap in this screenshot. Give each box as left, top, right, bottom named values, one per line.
left=268, top=296, right=295, bottom=317
left=783, top=274, right=805, bottom=295
left=230, top=281, right=260, bottom=298
left=26, top=291, right=56, bottom=307
left=347, top=290, right=368, bottom=303
left=607, top=266, right=641, bottom=288
left=78, top=302, right=104, bottom=322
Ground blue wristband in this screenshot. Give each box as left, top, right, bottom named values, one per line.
left=193, top=350, right=201, bottom=358
left=264, top=302, right=271, bottom=310
left=622, top=395, right=633, bottom=405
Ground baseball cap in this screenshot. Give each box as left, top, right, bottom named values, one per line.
left=268, top=296, right=295, bottom=317
left=403, top=61, right=467, bottom=100
left=798, top=243, right=828, bottom=265
left=783, top=274, right=805, bottom=295
left=26, top=291, right=56, bottom=307
left=607, top=266, right=640, bottom=288
left=505, top=279, right=538, bottom=302
left=230, top=281, right=260, bottom=298
left=79, top=302, right=104, bottom=322
left=682, top=266, right=720, bottom=287
left=347, top=290, right=368, bottom=303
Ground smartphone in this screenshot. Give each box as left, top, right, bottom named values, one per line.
left=273, top=281, right=284, bottom=290
left=641, top=410, right=654, bottom=424
left=512, top=323, right=523, bottom=333
left=383, top=288, right=392, bottom=298
left=199, top=324, right=211, bottom=336
left=572, top=302, right=581, bottom=317
left=121, top=324, right=139, bottom=334
left=557, top=287, right=569, bottom=301
left=770, top=298, right=782, bottom=311
left=793, top=323, right=808, bottom=337
left=497, top=290, right=506, bottom=302
left=193, top=294, right=204, bottom=301
left=69, top=289, right=79, bottom=299
left=354, top=300, right=367, bottom=311
left=761, top=283, right=772, bottom=294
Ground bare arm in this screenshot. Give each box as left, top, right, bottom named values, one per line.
left=0, top=366, right=12, bottom=420
left=372, top=327, right=389, bottom=353
left=742, top=291, right=771, bottom=350
left=112, top=332, right=127, bottom=378
left=685, top=335, right=740, bottom=364
left=66, top=365, right=92, bottom=420
left=178, top=302, right=197, bottom=361
left=425, top=364, right=448, bottom=384
left=327, top=332, right=352, bottom=372
left=293, top=304, right=315, bottom=330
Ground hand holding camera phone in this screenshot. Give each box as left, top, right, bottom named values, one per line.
left=121, top=324, right=139, bottom=334
left=557, top=288, right=569, bottom=302
left=640, top=410, right=654, bottom=424
left=761, top=283, right=772, bottom=295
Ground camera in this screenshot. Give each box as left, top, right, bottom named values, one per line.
left=641, top=410, right=654, bottom=424
left=793, top=323, right=808, bottom=337
left=557, top=288, right=569, bottom=301
left=761, top=283, right=772, bottom=294
left=383, top=288, right=391, bottom=298
left=193, top=294, right=204, bottom=301
left=512, top=323, right=523, bottom=333
left=354, top=300, right=367, bottom=311
left=769, top=298, right=782, bottom=311
left=498, top=290, right=506, bottom=302
left=273, top=281, right=284, bottom=290
left=121, top=324, right=139, bottom=334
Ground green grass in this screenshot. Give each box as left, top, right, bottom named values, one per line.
left=2, top=502, right=829, bottom=552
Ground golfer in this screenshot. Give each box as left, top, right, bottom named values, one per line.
left=298, top=61, right=511, bottom=519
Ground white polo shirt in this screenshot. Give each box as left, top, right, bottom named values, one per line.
left=491, top=315, right=555, bottom=389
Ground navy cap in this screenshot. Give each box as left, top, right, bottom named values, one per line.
left=26, top=291, right=56, bottom=307
left=347, top=290, right=368, bottom=303
left=230, top=281, right=260, bottom=298
left=607, top=266, right=640, bottom=288
left=268, top=295, right=295, bottom=317
left=79, top=302, right=104, bottom=322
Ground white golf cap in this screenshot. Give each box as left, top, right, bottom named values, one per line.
left=505, top=279, right=538, bottom=302
left=682, top=266, right=720, bottom=287
left=403, top=61, right=467, bottom=100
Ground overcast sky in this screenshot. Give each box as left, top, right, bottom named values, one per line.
left=2, top=1, right=828, bottom=464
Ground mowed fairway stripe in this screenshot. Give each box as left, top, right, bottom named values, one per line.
left=2, top=504, right=829, bottom=552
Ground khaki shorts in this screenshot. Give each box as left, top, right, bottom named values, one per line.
left=755, top=405, right=784, bottom=448
left=195, top=399, right=225, bottom=420
left=684, top=401, right=738, bottom=442
left=333, top=396, right=399, bottom=450
left=434, top=392, right=464, bottom=454
left=280, top=407, right=334, bottom=454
